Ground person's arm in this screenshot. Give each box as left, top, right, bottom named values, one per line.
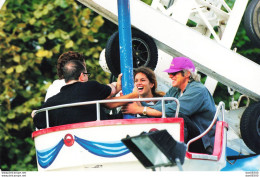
left=106, top=73, right=122, bottom=98
left=32, top=102, right=50, bottom=129
left=103, top=91, right=139, bottom=109
left=31, top=110, right=37, bottom=117
left=121, top=102, right=162, bottom=117
left=33, top=111, right=46, bottom=129
left=151, top=84, right=205, bottom=117
left=103, top=73, right=140, bottom=109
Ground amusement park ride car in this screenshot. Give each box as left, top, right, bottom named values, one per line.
left=32, top=0, right=260, bottom=171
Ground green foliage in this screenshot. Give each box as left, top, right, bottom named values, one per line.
left=141, top=0, right=153, bottom=5
left=233, top=23, right=260, bottom=65
left=0, top=0, right=116, bottom=171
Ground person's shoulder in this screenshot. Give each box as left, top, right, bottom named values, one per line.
left=190, top=81, right=205, bottom=89
left=188, top=81, right=209, bottom=93
left=52, top=79, right=66, bottom=85
left=167, top=87, right=178, bottom=93
left=45, top=79, right=66, bottom=101
left=190, top=81, right=213, bottom=98
left=47, top=79, right=66, bottom=91
left=86, top=80, right=100, bottom=84
left=45, top=91, right=61, bottom=103
left=81, top=80, right=103, bottom=86
left=79, top=81, right=109, bottom=89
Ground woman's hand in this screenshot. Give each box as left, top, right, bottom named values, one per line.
left=121, top=102, right=143, bottom=115
left=132, top=86, right=139, bottom=96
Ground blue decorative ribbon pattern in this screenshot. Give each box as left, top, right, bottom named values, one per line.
left=36, top=136, right=130, bottom=168
left=75, top=136, right=130, bottom=158
left=36, top=139, right=64, bottom=169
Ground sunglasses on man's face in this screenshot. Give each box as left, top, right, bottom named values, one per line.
left=168, top=71, right=183, bottom=76
left=83, top=72, right=91, bottom=77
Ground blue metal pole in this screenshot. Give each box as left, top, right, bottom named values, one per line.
left=117, top=0, right=135, bottom=119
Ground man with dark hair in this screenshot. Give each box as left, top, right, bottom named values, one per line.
left=57, top=51, right=86, bottom=79
left=33, top=60, right=138, bottom=129
left=45, top=51, right=86, bottom=101
left=62, top=60, right=86, bottom=83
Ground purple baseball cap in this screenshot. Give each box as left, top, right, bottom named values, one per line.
left=164, top=57, right=195, bottom=73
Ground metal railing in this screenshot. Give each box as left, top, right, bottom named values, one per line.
left=35, top=97, right=180, bottom=128
left=186, top=101, right=225, bottom=151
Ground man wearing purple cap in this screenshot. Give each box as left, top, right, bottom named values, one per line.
left=123, top=57, right=216, bottom=154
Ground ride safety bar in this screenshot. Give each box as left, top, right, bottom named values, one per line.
left=34, top=97, right=180, bottom=128
left=186, top=101, right=225, bottom=152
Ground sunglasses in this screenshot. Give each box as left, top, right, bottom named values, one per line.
left=168, top=71, right=183, bottom=76
left=83, top=72, right=91, bottom=77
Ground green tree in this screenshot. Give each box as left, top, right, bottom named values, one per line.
left=0, top=0, right=116, bottom=170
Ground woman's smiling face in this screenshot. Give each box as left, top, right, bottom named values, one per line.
left=134, top=72, right=154, bottom=98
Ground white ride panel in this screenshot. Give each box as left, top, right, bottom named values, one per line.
left=33, top=118, right=228, bottom=171
left=33, top=118, right=184, bottom=171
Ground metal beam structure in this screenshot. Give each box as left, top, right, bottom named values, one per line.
left=77, top=0, right=260, bottom=101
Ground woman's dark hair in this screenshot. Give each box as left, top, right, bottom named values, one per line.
left=134, top=66, right=165, bottom=97
left=57, top=51, right=86, bottom=79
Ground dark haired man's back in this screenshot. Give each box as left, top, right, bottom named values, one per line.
left=34, top=81, right=111, bottom=129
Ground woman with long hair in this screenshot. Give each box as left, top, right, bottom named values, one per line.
left=133, top=67, right=165, bottom=117
left=134, top=66, right=165, bottom=100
